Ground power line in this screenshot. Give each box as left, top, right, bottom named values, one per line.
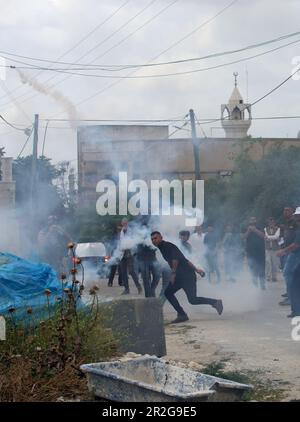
left=0, top=113, right=29, bottom=132
left=2, top=0, right=180, bottom=78
left=41, top=120, right=50, bottom=156
left=0, top=0, right=238, bottom=112
left=40, top=117, right=185, bottom=122
left=0, top=0, right=132, bottom=103
left=64, top=0, right=240, bottom=110
left=5, top=113, right=300, bottom=131
left=0, top=0, right=159, bottom=110
left=194, top=113, right=207, bottom=138
left=17, top=125, right=33, bottom=158
left=0, top=79, right=32, bottom=122
left=35, top=114, right=300, bottom=127
left=8, top=36, right=300, bottom=80
left=2, top=29, right=300, bottom=71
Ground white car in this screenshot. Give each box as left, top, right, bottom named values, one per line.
left=75, top=242, right=110, bottom=277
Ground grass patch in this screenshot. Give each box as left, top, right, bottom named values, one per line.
left=201, top=361, right=285, bottom=402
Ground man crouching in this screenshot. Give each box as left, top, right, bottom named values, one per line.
left=151, top=231, right=223, bottom=323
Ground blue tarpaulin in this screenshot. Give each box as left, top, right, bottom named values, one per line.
left=0, top=252, right=62, bottom=316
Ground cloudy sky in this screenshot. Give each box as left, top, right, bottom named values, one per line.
left=0, top=0, right=300, bottom=164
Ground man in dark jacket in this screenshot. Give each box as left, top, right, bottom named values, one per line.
left=137, top=242, right=161, bottom=298
left=151, top=231, right=223, bottom=323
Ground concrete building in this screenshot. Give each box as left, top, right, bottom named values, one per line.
left=77, top=74, right=300, bottom=205
left=0, top=156, right=19, bottom=254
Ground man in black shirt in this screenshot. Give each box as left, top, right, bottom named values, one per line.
left=204, top=224, right=221, bottom=284
left=151, top=231, right=223, bottom=323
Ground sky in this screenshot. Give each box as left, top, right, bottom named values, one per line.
left=0, top=0, right=300, bottom=165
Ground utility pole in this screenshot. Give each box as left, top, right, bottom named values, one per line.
left=189, top=109, right=201, bottom=180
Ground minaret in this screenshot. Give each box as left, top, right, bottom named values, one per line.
left=221, top=72, right=252, bottom=138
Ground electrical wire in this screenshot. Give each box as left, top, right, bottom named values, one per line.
left=2, top=29, right=300, bottom=71
left=0, top=0, right=132, bottom=102
left=17, top=126, right=33, bottom=158
left=0, top=113, right=28, bottom=132
left=41, top=120, right=50, bottom=156
left=0, top=0, right=238, bottom=112
left=6, top=36, right=300, bottom=80
left=67, top=0, right=241, bottom=110
left=0, top=0, right=159, bottom=109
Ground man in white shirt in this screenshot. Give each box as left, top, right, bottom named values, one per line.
left=190, top=225, right=206, bottom=268
left=264, top=217, right=280, bottom=282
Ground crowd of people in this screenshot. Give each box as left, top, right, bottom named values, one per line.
left=107, top=206, right=300, bottom=322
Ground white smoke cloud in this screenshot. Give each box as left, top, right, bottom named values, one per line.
left=16, top=69, right=80, bottom=130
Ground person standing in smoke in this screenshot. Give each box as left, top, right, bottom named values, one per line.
left=179, top=230, right=192, bottom=256
left=190, top=225, right=206, bottom=268
left=107, top=225, right=123, bottom=287
left=151, top=231, right=223, bottom=324
left=204, top=224, right=221, bottom=284
left=119, top=218, right=142, bottom=295
left=37, top=215, right=72, bottom=273
left=264, top=217, right=280, bottom=283
left=243, top=217, right=266, bottom=290
left=136, top=231, right=161, bottom=298
left=222, top=224, right=244, bottom=283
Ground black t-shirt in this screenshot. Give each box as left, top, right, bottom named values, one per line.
left=245, top=226, right=265, bottom=259
left=157, top=240, right=193, bottom=275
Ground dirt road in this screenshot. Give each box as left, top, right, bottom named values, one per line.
left=95, top=274, right=300, bottom=401
left=163, top=277, right=300, bottom=401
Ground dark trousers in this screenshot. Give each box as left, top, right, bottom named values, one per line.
left=248, top=255, right=265, bottom=288
left=164, top=270, right=217, bottom=316
left=120, top=256, right=141, bottom=292
left=108, top=264, right=122, bottom=286
left=159, top=267, right=172, bottom=304
left=205, top=250, right=221, bottom=283
left=139, top=260, right=161, bottom=298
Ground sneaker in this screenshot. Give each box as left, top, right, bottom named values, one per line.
left=107, top=282, right=113, bottom=287
left=171, top=314, right=189, bottom=324
left=213, top=300, right=223, bottom=315
left=121, top=289, right=130, bottom=295
left=282, top=293, right=288, bottom=298
left=279, top=299, right=290, bottom=306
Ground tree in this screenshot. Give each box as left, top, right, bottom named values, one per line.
left=13, top=155, right=65, bottom=224
left=204, top=145, right=300, bottom=228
